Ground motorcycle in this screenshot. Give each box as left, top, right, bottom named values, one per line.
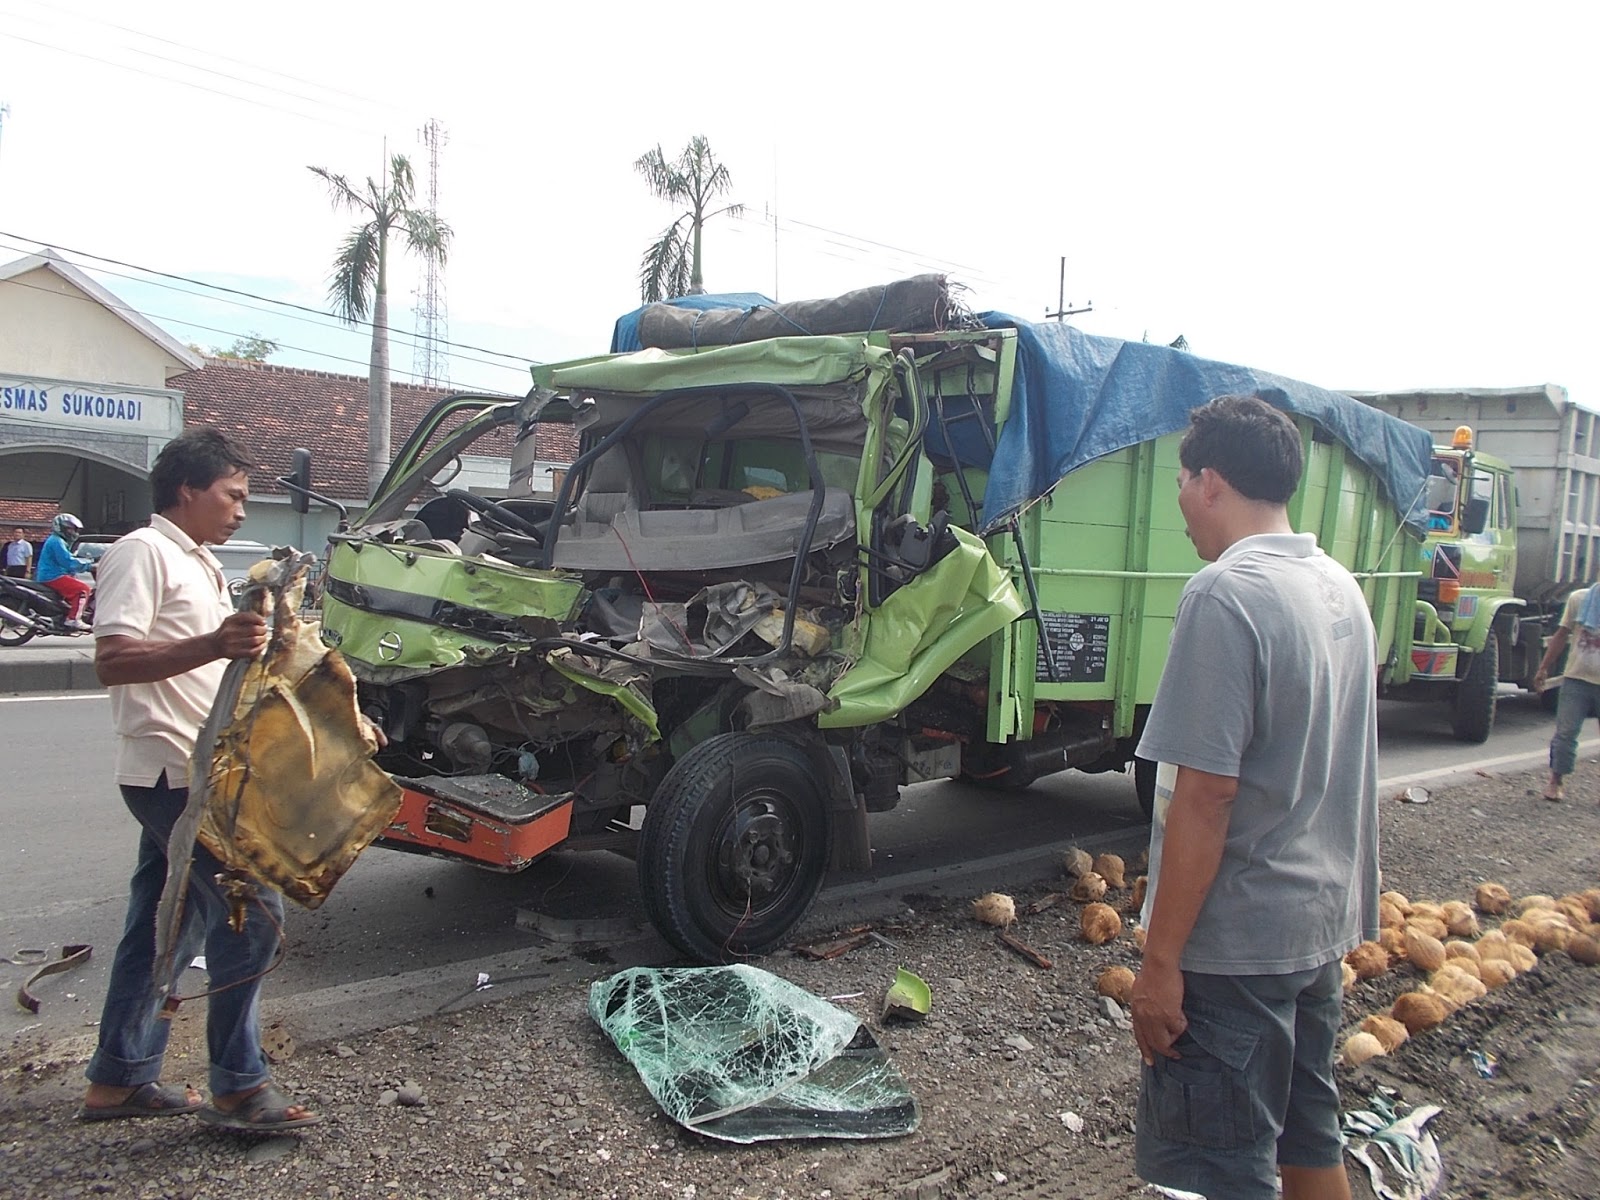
left=0, top=574, right=96, bottom=647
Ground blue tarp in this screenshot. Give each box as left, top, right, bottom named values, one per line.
left=975, top=315, right=1435, bottom=537
left=611, top=292, right=778, bottom=353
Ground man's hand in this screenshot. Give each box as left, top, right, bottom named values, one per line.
left=212, top=611, right=268, bottom=660
left=1130, top=958, right=1187, bottom=1066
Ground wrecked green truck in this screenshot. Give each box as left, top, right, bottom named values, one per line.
left=299, top=282, right=1434, bottom=961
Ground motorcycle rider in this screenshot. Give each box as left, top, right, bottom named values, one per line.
left=37, top=513, right=95, bottom=630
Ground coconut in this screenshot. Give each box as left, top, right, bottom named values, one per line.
left=972, top=892, right=1017, bottom=927
left=1444, top=939, right=1481, bottom=964
left=1063, top=847, right=1094, bottom=879
left=1341, top=961, right=1358, bottom=990
left=1131, top=924, right=1147, bottom=950
left=1391, top=991, right=1449, bottom=1034
left=1567, top=933, right=1600, bottom=966
left=1378, top=899, right=1406, bottom=930
left=1516, top=893, right=1557, bottom=915
left=1092, top=853, right=1127, bottom=890
left=1442, top=901, right=1480, bottom=938
left=1556, top=898, right=1592, bottom=928
left=1080, top=902, right=1122, bottom=945
left=1501, top=919, right=1538, bottom=949
left=1342, top=1031, right=1386, bottom=1066
left=1505, top=942, right=1537, bottom=973
left=1408, top=901, right=1446, bottom=922
left=1069, top=872, right=1109, bottom=904
left=1581, top=888, right=1600, bottom=920
left=1378, top=928, right=1408, bottom=963
left=1404, top=915, right=1449, bottom=941
left=1345, top=941, right=1390, bottom=981
left=1430, top=964, right=1487, bottom=1009
left=1445, top=955, right=1482, bottom=980
left=1404, top=928, right=1447, bottom=972
left=1474, top=883, right=1512, bottom=915
left=1479, top=959, right=1517, bottom=989
left=1381, top=889, right=1412, bottom=915
left=1129, top=876, right=1148, bottom=914
left=1532, top=920, right=1574, bottom=955
left=1096, top=965, right=1136, bottom=1004
left=1361, top=1014, right=1410, bottom=1053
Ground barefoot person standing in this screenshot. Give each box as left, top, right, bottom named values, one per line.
left=1533, top=581, right=1600, bottom=801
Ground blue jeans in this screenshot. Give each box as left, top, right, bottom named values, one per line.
left=1550, top=677, right=1600, bottom=778
left=87, top=772, right=283, bottom=1097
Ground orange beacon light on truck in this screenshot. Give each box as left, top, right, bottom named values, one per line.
left=1452, top=425, right=1474, bottom=450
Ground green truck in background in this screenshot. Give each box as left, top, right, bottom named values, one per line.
left=1351, top=385, right=1600, bottom=741
left=289, top=279, right=1435, bottom=962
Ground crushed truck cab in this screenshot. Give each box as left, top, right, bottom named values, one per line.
left=314, top=281, right=1432, bottom=962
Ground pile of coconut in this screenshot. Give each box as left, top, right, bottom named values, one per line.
left=969, top=846, right=1149, bottom=1005
left=1339, top=884, right=1600, bottom=1067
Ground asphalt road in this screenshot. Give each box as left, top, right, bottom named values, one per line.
left=0, top=686, right=1585, bottom=1051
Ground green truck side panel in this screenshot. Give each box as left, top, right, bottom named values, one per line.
left=980, top=417, right=1418, bottom=744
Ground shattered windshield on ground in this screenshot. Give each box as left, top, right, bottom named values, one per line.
left=589, top=964, right=919, bottom=1143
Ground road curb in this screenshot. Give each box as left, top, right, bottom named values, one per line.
left=2, top=655, right=103, bottom=694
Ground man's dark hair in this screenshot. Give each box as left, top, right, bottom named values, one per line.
left=151, top=427, right=256, bottom=511
left=1178, top=394, right=1303, bottom=504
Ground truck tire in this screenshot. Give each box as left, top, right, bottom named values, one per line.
left=1451, top=635, right=1499, bottom=743
left=637, top=733, right=831, bottom=963
left=1133, top=756, right=1157, bottom=822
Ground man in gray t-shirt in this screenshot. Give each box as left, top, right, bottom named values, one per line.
left=1130, top=395, right=1379, bottom=1200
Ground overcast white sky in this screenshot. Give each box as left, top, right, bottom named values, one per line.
left=1, top=1, right=1596, bottom=409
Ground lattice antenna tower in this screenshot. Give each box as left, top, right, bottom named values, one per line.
left=412, top=117, right=450, bottom=386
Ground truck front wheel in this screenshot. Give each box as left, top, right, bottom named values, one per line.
left=638, top=733, right=831, bottom=963
left=1451, top=636, right=1499, bottom=743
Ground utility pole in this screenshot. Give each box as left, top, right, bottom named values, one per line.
left=1044, top=255, right=1092, bottom=322
left=412, top=118, right=450, bottom=387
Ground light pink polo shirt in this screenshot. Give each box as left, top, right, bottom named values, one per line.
left=94, top=514, right=233, bottom=788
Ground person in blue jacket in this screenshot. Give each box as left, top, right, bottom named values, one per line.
left=37, top=512, right=95, bottom=629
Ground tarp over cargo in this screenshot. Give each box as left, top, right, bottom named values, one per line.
left=975, top=315, right=1436, bottom=537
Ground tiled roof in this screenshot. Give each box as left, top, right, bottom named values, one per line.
left=169, top=359, right=578, bottom=500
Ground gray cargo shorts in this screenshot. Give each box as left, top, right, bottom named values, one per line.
left=1135, top=960, right=1345, bottom=1200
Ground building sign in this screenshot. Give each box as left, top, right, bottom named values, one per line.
left=0, top=376, right=180, bottom=435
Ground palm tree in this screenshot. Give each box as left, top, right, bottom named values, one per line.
left=634, top=136, right=742, bottom=303
left=308, top=153, right=451, bottom=494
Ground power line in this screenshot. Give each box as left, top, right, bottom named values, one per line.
left=0, top=235, right=524, bottom=378
left=0, top=230, right=542, bottom=366
left=10, top=0, right=397, bottom=114
left=0, top=28, right=388, bottom=141
left=0, top=273, right=519, bottom=390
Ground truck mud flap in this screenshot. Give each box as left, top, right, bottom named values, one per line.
left=382, top=773, right=573, bottom=871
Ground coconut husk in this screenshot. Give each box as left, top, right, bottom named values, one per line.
left=1345, top=941, right=1390, bottom=980
left=1392, top=991, right=1449, bottom=1034
left=1080, top=902, right=1121, bottom=945
left=972, top=892, right=1017, bottom=927
left=1343, top=1031, right=1386, bottom=1066
left=1091, top=854, right=1126, bottom=890
left=1096, top=965, right=1135, bottom=1005
left=1360, top=1014, right=1410, bottom=1053
left=1474, top=882, right=1512, bottom=915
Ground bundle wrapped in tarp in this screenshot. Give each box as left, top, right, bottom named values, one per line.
left=637, top=274, right=957, bottom=349
left=976, top=314, right=1436, bottom=536
left=611, top=291, right=776, bottom=353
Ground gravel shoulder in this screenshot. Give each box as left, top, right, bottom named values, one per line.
left=4, top=762, right=1600, bottom=1200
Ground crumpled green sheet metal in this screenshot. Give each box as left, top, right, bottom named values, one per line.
left=820, top=525, right=1025, bottom=728
left=589, top=965, right=919, bottom=1143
